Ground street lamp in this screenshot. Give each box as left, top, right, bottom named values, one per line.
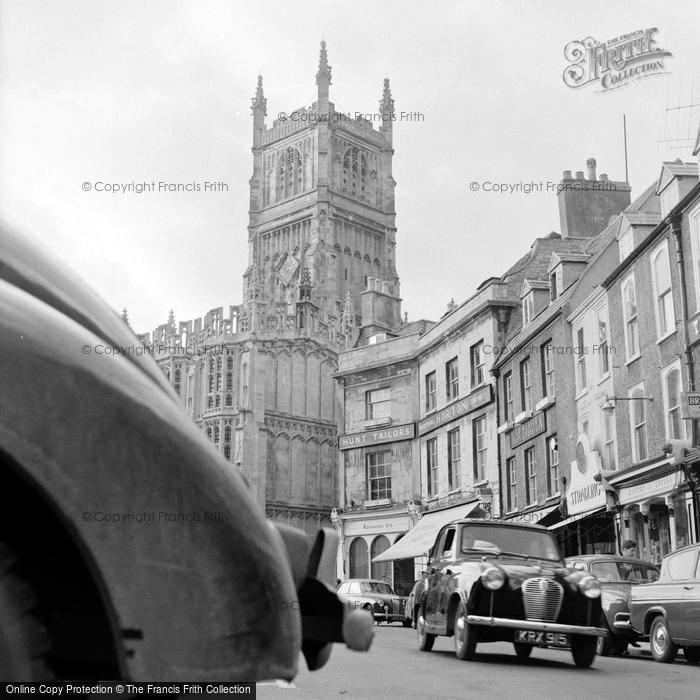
left=602, top=395, right=653, bottom=411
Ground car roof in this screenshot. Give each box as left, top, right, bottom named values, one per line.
left=565, top=554, right=658, bottom=567
left=451, top=518, right=548, bottom=531
left=343, top=579, right=393, bottom=583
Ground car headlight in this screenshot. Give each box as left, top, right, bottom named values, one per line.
left=577, top=575, right=601, bottom=599
left=481, top=566, right=506, bottom=591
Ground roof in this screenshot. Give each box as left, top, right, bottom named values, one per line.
left=656, top=160, right=699, bottom=194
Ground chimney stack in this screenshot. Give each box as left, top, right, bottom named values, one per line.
left=586, top=157, right=597, bottom=181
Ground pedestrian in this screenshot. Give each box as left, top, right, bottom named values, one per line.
left=622, top=540, right=637, bottom=558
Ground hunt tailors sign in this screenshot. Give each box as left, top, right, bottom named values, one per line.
left=563, top=28, right=671, bottom=92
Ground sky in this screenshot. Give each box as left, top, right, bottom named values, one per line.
left=1, top=0, right=699, bottom=334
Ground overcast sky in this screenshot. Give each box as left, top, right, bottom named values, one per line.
left=1, top=0, right=699, bottom=334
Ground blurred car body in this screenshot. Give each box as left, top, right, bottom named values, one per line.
left=338, top=579, right=410, bottom=626
left=629, top=543, right=700, bottom=664
left=565, top=554, right=659, bottom=656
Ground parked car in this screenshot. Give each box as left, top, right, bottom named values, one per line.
left=629, top=543, right=700, bottom=664
left=404, top=576, right=427, bottom=627
left=417, top=519, right=607, bottom=667
left=338, top=579, right=411, bottom=626
left=0, top=223, right=373, bottom=681
left=565, top=554, right=659, bottom=656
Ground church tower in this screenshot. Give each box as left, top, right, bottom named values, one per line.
left=244, top=41, right=401, bottom=331
left=143, top=43, right=403, bottom=534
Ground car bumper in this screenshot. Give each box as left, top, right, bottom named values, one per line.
left=466, top=615, right=608, bottom=637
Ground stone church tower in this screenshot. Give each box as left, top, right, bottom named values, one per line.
left=139, top=43, right=402, bottom=532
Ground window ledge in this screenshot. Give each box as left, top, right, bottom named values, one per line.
left=536, top=396, right=555, bottom=411
left=596, top=374, right=610, bottom=386
left=545, top=493, right=561, bottom=502
left=514, top=410, right=533, bottom=425
left=364, top=498, right=392, bottom=508
left=656, top=329, right=677, bottom=345
left=365, top=418, right=391, bottom=429
left=497, top=421, right=513, bottom=434
left=505, top=509, right=519, bottom=516
left=473, top=479, right=489, bottom=488
left=625, top=353, right=641, bottom=366
left=574, top=388, right=588, bottom=401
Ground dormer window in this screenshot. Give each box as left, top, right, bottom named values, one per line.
left=619, top=228, right=633, bottom=261
left=522, top=293, right=535, bottom=325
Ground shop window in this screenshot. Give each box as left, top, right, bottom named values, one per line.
left=370, top=536, right=391, bottom=581
left=349, top=538, right=369, bottom=579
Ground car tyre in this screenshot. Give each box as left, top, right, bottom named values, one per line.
left=453, top=601, right=477, bottom=660
left=650, top=617, right=677, bottom=663
left=0, top=543, right=53, bottom=680
left=416, top=609, right=435, bottom=652
left=513, top=643, right=533, bottom=659
left=683, top=646, right=700, bottom=664
left=571, top=635, right=596, bottom=668
left=595, top=620, right=627, bottom=657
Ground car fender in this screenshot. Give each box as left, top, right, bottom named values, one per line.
left=0, top=276, right=300, bottom=681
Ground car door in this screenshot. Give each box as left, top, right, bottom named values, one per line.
left=425, top=528, right=449, bottom=628
left=434, top=526, right=457, bottom=633
left=664, top=549, right=697, bottom=640
left=681, top=549, right=700, bottom=643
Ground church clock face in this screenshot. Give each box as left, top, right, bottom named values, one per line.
left=277, top=251, right=299, bottom=286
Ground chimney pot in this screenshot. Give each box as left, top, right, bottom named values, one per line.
left=563, top=170, right=572, bottom=179
left=575, top=171, right=584, bottom=180
left=586, top=157, right=597, bottom=180
left=600, top=173, right=608, bottom=182
left=381, top=281, right=390, bottom=294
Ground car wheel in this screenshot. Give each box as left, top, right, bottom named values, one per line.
left=416, top=610, right=435, bottom=652
left=0, top=543, right=53, bottom=680
left=570, top=635, right=596, bottom=668
left=683, top=646, right=700, bottom=664
left=453, top=601, right=477, bottom=660
left=650, top=617, right=678, bottom=663
left=596, top=624, right=612, bottom=657
left=513, top=643, right=533, bottom=659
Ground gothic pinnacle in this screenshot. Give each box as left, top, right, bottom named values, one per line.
left=316, top=40, right=332, bottom=85
left=380, top=77, right=394, bottom=114
left=250, top=74, right=267, bottom=115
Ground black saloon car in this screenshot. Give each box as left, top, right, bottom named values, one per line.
left=629, top=543, right=700, bottom=664
left=417, top=519, right=606, bottom=667
left=338, top=579, right=411, bottom=625
left=565, top=554, right=659, bottom=656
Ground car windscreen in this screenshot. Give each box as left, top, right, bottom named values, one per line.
left=460, top=525, right=560, bottom=561
left=590, top=561, right=659, bottom=583
left=360, top=582, right=394, bottom=595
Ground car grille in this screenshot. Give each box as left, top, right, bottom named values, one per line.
left=522, top=578, right=563, bottom=622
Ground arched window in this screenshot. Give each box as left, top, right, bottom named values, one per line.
left=225, top=393, right=233, bottom=407
left=227, top=356, right=234, bottom=371
left=206, top=427, right=212, bottom=441
left=666, top=368, right=682, bottom=439
left=226, top=372, right=233, bottom=391
left=216, top=356, right=223, bottom=372
left=215, top=394, right=221, bottom=408
left=277, top=147, right=303, bottom=200
left=349, top=538, right=369, bottom=579
left=208, top=374, right=214, bottom=393
left=631, top=388, right=647, bottom=462
left=370, top=535, right=391, bottom=581
left=342, top=147, right=367, bottom=198
left=214, top=426, right=220, bottom=445
left=216, top=372, right=222, bottom=390
left=224, top=425, right=232, bottom=443
left=224, top=445, right=231, bottom=460
left=174, top=368, right=181, bottom=396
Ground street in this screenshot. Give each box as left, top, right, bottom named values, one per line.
left=257, top=624, right=698, bottom=700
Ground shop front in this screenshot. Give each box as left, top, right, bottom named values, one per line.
left=549, top=435, right=617, bottom=556
left=613, top=462, right=694, bottom=566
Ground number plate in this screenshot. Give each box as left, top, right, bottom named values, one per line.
left=514, top=630, right=569, bottom=647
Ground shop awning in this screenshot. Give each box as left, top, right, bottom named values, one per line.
left=505, top=504, right=560, bottom=525
left=549, top=506, right=606, bottom=531
left=371, top=501, right=481, bottom=562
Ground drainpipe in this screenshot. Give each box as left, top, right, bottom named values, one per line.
left=491, top=366, right=504, bottom=520
left=671, top=213, right=700, bottom=539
